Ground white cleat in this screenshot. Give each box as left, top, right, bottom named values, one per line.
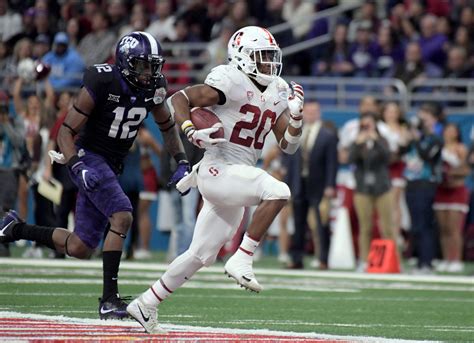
left=224, top=252, right=263, bottom=293
left=127, top=297, right=167, bottom=334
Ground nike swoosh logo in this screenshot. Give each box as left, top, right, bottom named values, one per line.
left=242, top=275, right=251, bottom=282
left=273, top=101, right=281, bottom=106
left=0, top=221, right=15, bottom=237
left=81, top=170, right=89, bottom=189
left=145, top=97, right=154, bottom=102
left=138, top=305, right=150, bottom=322
left=100, top=306, right=115, bottom=315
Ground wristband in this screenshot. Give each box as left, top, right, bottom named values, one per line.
left=284, top=129, right=301, bottom=144
left=181, top=120, right=195, bottom=133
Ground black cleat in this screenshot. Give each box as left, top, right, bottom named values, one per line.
left=98, top=294, right=131, bottom=320
left=0, top=210, right=23, bottom=244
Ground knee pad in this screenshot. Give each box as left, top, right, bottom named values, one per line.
left=261, top=178, right=291, bottom=201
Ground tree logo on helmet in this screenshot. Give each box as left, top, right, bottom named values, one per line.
left=119, top=36, right=139, bottom=54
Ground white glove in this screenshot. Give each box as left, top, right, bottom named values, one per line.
left=287, top=81, right=304, bottom=121
left=186, top=124, right=226, bottom=149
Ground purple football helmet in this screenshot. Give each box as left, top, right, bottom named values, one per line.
left=115, top=31, right=165, bottom=91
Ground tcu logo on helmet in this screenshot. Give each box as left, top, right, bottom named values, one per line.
left=119, top=36, right=139, bottom=54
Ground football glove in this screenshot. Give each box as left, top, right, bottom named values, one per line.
left=69, top=160, right=101, bottom=192
left=168, top=160, right=191, bottom=196
left=183, top=122, right=226, bottom=149
left=287, top=81, right=304, bottom=121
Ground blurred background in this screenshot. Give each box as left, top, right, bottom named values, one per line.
left=0, top=0, right=473, bottom=275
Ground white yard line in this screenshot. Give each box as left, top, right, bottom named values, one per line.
left=1, top=258, right=473, bottom=284
left=0, top=311, right=440, bottom=343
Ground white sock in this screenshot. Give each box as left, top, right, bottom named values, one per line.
left=238, top=233, right=260, bottom=256
left=141, top=249, right=204, bottom=307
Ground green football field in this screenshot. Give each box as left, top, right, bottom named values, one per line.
left=0, top=252, right=473, bottom=342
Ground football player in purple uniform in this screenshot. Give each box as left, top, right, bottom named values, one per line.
left=0, top=32, right=190, bottom=320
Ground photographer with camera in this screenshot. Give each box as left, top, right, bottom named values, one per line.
left=0, top=90, right=26, bottom=256
left=404, top=103, right=443, bottom=274
left=348, top=111, right=395, bottom=272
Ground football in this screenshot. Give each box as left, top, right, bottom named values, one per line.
left=190, top=107, right=224, bottom=138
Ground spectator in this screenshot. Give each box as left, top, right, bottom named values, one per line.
left=418, top=14, right=448, bottom=68
left=404, top=103, right=443, bottom=273
left=22, top=77, right=57, bottom=258
left=65, top=17, right=82, bottom=48
left=42, top=32, right=85, bottom=91
left=146, top=0, right=177, bottom=42
left=77, top=10, right=116, bottom=66
left=445, top=46, right=472, bottom=79
left=0, top=90, right=26, bottom=256
left=42, top=90, right=77, bottom=258
left=317, top=22, right=353, bottom=77
left=349, top=21, right=377, bottom=77
left=434, top=123, right=469, bottom=273
left=372, top=23, right=404, bottom=78
left=260, top=0, right=293, bottom=48
left=0, top=0, right=23, bottom=42
left=33, top=33, right=50, bottom=59
left=200, top=20, right=235, bottom=78
left=393, top=41, right=442, bottom=86
left=118, top=4, right=149, bottom=38
left=381, top=102, right=410, bottom=242
left=285, top=102, right=338, bottom=269
left=135, top=128, right=162, bottom=260
left=33, top=10, right=54, bottom=43
left=118, top=142, right=143, bottom=260
left=221, top=0, right=256, bottom=32
left=282, top=0, right=314, bottom=41
left=161, top=16, right=201, bottom=93
left=347, top=0, right=379, bottom=42
left=348, top=112, right=394, bottom=272
left=453, top=26, right=473, bottom=66
left=107, top=0, right=128, bottom=35
left=441, top=46, right=472, bottom=107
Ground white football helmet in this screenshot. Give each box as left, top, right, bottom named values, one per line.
left=228, top=26, right=282, bottom=86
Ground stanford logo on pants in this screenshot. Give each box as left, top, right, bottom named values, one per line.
left=208, top=167, right=219, bottom=176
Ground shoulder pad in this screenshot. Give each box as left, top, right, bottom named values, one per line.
left=205, top=65, right=247, bottom=102
left=274, top=77, right=290, bottom=101
left=83, top=64, right=115, bottom=86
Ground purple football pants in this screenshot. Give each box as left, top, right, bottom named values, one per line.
left=69, top=150, right=132, bottom=249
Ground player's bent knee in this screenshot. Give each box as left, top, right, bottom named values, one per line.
left=67, top=238, right=93, bottom=259
left=189, top=245, right=221, bottom=267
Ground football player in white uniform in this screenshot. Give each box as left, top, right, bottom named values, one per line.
left=127, top=26, right=305, bottom=333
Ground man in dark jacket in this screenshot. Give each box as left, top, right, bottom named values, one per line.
left=284, top=102, right=338, bottom=269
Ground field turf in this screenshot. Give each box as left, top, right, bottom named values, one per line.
left=0, top=251, right=473, bottom=342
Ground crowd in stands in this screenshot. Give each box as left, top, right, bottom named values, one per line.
left=0, top=0, right=473, bottom=274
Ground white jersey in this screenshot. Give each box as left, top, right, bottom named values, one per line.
left=204, top=64, right=289, bottom=166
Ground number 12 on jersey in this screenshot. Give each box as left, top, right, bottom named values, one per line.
left=230, top=104, right=276, bottom=149
left=108, top=106, right=147, bottom=139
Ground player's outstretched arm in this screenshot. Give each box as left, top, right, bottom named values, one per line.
left=273, top=82, right=304, bottom=154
